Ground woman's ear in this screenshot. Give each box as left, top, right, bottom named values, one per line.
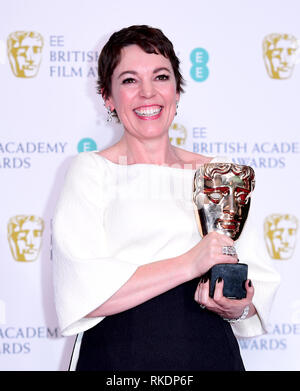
left=104, top=96, right=115, bottom=112
left=100, top=88, right=115, bottom=112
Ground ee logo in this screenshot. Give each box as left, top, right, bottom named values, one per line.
left=190, top=48, right=209, bottom=82
left=77, top=138, right=97, bottom=153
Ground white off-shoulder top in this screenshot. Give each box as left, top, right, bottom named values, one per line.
left=52, top=151, right=280, bottom=338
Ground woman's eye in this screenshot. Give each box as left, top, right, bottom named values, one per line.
left=156, top=74, right=169, bottom=81
left=122, top=78, right=135, bottom=84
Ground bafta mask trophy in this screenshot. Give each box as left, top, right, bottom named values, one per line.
left=193, top=163, right=255, bottom=299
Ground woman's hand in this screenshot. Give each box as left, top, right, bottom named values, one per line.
left=194, top=277, right=255, bottom=321
left=186, top=231, right=239, bottom=279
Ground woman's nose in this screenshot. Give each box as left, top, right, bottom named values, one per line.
left=139, top=80, right=156, bottom=98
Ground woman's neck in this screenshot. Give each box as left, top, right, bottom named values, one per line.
left=118, top=133, right=180, bottom=166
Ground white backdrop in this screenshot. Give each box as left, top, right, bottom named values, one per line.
left=0, top=0, right=299, bottom=371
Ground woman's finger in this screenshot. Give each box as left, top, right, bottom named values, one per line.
left=199, top=277, right=210, bottom=306
left=245, top=279, right=254, bottom=301
left=213, top=277, right=224, bottom=302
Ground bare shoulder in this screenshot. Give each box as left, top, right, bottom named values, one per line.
left=173, top=147, right=213, bottom=166
left=95, top=144, right=123, bottom=164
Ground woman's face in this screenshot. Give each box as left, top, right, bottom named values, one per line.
left=106, top=44, right=179, bottom=140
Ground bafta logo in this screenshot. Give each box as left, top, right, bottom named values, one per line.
left=7, top=31, right=44, bottom=78
left=7, top=215, right=44, bottom=262
left=169, top=123, right=187, bottom=146
left=264, top=214, right=298, bottom=260
left=263, top=33, right=299, bottom=79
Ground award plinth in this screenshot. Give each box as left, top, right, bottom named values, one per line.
left=193, top=163, right=255, bottom=299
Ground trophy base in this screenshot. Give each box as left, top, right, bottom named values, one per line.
left=205, top=263, right=248, bottom=299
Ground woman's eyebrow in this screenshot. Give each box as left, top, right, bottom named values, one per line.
left=153, top=67, right=172, bottom=74
left=117, top=70, right=138, bottom=79
left=117, top=67, right=171, bottom=79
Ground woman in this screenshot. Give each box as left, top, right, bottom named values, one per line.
left=53, top=25, right=280, bottom=371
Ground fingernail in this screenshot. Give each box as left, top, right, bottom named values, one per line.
left=248, top=279, right=252, bottom=287
left=217, top=277, right=223, bottom=283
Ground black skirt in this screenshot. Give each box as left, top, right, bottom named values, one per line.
left=75, top=278, right=245, bottom=371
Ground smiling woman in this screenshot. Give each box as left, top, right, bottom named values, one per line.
left=52, top=25, right=280, bottom=372
left=104, top=44, right=179, bottom=145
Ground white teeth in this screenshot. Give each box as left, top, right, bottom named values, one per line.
left=134, top=106, right=162, bottom=116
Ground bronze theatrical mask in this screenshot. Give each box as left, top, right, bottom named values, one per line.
left=193, top=163, right=255, bottom=299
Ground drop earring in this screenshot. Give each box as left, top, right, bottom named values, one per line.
left=175, top=101, right=179, bottom=116
left=106, top=106, right=113, bottom=122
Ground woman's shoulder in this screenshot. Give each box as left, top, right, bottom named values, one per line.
left=173, top=147, right=212, bottom=167
left=93, top=144, right=128, bottom=166
left=173, top=147, right=232, bottom=166
left=65, top=151, right=109, bottom=183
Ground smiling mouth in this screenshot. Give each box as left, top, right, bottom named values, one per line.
left=134, top=105, right=163, bottom=119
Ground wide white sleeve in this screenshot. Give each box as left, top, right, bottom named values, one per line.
left=232, top=213, right=281, bottom=338
left=52, top=153, right=138, bottom=336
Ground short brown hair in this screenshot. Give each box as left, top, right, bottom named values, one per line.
left=97, top=25, right=185, bottom=100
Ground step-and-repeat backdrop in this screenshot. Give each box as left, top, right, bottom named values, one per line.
left=1, top=0, right=299, bottom=371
